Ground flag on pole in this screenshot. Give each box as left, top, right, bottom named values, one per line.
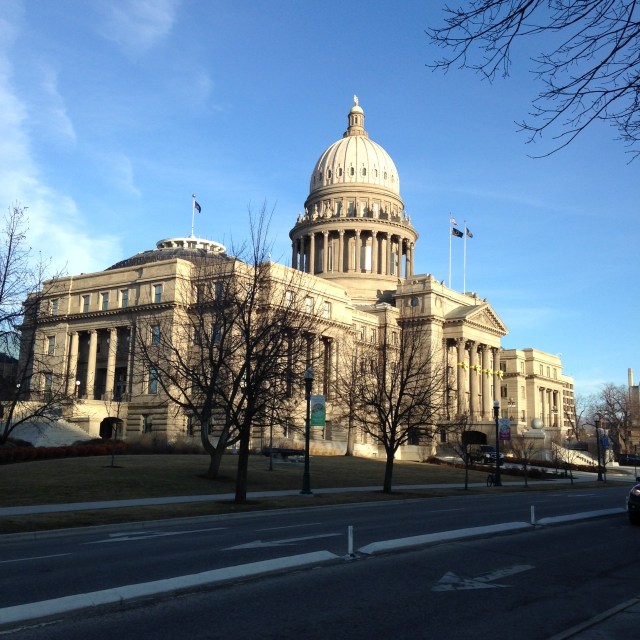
left=450, top=215, right=458, bottom=225
left=452, top=228, right=463, bottom=238
left=465, top=227, right=473, bottom=238
left=194, top=201, right=202, bottom=213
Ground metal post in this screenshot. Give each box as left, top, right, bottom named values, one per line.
left=269, top=400, right=274, bottom=472
left=595, top=417, right=603, bottom=481
left=493, top=400, right=502, bottom=486
left=301, top=368, right=314, bottom=495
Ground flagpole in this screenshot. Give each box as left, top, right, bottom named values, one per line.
left=191, top=194, right=196, bottom=238
left=463, top=220, right=467, bottom=293
left=448, top=214, right=453, bottom=288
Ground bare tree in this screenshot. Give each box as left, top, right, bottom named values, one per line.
left=134, top=205, right=318, bottom=502
left=330, top=331, right=364, bottom=457
left=351, top=316, right=446, bottom=493
left=0, top=204, right=69, bottom=445
left=428, top=1, right=640, bottom=159
left=564, top=393, right=593, bottom=444
left=594, top=383, right=634, bottom=456
left=508, top=433, right=542, bottom=487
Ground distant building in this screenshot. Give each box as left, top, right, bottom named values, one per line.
left=19, top=98, right=574, bottom=456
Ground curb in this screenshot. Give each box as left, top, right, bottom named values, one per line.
left=0, top=551, right=339, bottom=628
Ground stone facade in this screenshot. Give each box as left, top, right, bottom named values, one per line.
left=19, top=98, right=574, bottom=455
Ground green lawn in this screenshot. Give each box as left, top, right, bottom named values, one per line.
left=0, top=453, right=602, bottom=534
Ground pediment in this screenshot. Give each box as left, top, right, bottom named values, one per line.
left=445, top=303, right=508, bottom=337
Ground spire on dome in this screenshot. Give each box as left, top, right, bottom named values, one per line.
left=344, top=96, right=367, bottom=138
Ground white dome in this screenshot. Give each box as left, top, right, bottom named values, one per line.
left=308, top=99, right=400, bottom=197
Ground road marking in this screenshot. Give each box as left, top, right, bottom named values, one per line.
left=224, top=533, right=342, bottom=550
left=433, top=564, right=534, bottom=591
left=87, top=527, right=227, bottom=543
left=257, top=522, right=322, bottom=532
left=0, top=553, right=72, bottom=565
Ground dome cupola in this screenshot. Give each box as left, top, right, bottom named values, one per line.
left=290, top=97, right=418, bottom=305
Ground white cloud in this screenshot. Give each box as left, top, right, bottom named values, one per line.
left=96, top=151, right=142, bottom=197
left=31, top=65, right=77, bottom=146
left=101, top=0, right=180, bottom=53
left=0, top=10, right=122, bottom=275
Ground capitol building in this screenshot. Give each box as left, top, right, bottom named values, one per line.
left=23, top=98, right=574, bottom=458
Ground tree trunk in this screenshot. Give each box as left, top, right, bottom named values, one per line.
left=345, top=412, right=355, bottom=456
left=201, top=419, right=227, bottom=479
left=383, top=448, right=394, bottom=493
left=234, top=421, right=252, bottom=503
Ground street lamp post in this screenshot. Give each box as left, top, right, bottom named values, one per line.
left=301, top=367, right=314, bottom=495
left=595, top=416, right=603, bottom=481
left=493, top=400, right=502, bottom=487
left=75, top=380, right=81, bottom=399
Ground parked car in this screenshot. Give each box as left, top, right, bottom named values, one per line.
left=467, top=444, right=504, bottom=466
left=617, top=454, right=640, bottom=466
left=627, top=484, right=640, bottom=524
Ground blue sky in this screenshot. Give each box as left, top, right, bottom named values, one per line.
left=1, top=1, right=637, bottom=396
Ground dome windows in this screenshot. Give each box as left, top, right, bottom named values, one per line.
left=349, top=166, right=355, bottom=177
left=361, top=167, right=367, bottom=177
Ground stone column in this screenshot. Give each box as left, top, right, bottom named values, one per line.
left=456, top=338, right=467, bottom=415
left=371, top=231, right=378, bottom=274
left=492, top=348, right=501, bottom=403
left=468, top=341, right=478, bottom=419
left=86, top=329, right=98, bottom=400
left=105, top=327, right=118, bottom=400
left=409, top=242, right=415, bottom=277
left=66, top=331, right=79, bottom=395
left=309, top=232, right=315, bottom=274
left=480, top=345, right=491, bottom=419
left=386, top=233, right=392, bottom=276
left=355, top=229, right=361, bottom=273
left=338, top=230, right=345, bottom=273
left=322, top=231, right=329, bottom=274
left=291, top=240, right=297, bottom=270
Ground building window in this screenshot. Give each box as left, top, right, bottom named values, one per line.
left=305, top=296, right=313, bottom=313
left=323, top=301, right=331, bottom=319
left=121, top=289, right=129, bottom=308
left=143, top=415, right=153, bottom=433
left=370, top=328, right=377, bottom=343
left=359, top=326, right=365, bottom=341
left=151, top=324, right=161, bottom=345
left=51, top=298, right=59, bottom=315
left=285, top=290, right=293, bottom=306
left=153, top=284, right=163, bottom=303
left=82, top=295, right=90, bottom=313
left=44, top=372, right=53, bottom=400
left=215, top=281, right=223, bottom=299
left=186, top=415, right=195, bottom=437
left=391, top=331, right=399, bottom=346
left=520, top=362, right=524, bottom=374
left=47, top=336, right=55, bottom=355
left=521, top=385, right=525, bottom=399
left=148, top=367, right=158, bottom=394
left=539, top=364, right=543, bottom=375
left=501, top=385, right=507, bottom=398
left=500, top=362, right=506, bottom=373
left=101, top=292, right=109, bottom=310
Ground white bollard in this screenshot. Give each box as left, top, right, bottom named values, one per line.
left=531, top=505, right=536, bottom=525
left=347, top=525, right=354, bottom=556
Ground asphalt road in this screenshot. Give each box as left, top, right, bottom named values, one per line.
left=4, top=515, right=637, bottom=640
left=0, top=485, right=628, bottom=610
